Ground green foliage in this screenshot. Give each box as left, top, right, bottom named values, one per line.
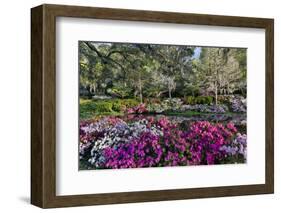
left=185, top=96, right=195, bottom=105
left=112, top=101, right=122, bottom=112
left=110, top=99, right=139, bottom=112
left=95, top=102, right=113, bottom=113
left=120, top=99, right=140, bottom=108
left=144, top=87, right=162, bottom=98
left=80, top=99, right=95, bottom=119
left=185, top=96, right=213, bottom=105
left=79, top=41, right=247, bottom=104
left=107, top=86, right=133, bottom=98
left=182, top=86, right=200, bottom=97
left=79, top=98, right=139, bottom=119
left=144, top=98, right=161, bottom=105
left=196, top=96, right=213, bottom=105
left=217, top=95, right=230, bottom=105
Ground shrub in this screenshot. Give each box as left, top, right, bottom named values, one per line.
left=80, top=100, right=96, bottom=119
left=181, top=104, right=228, bottom=113
left=144, top=98, right=162, bottom=105
left=100, top=99, right=140, bottom=112
left=80, top=98, right=140, bottom=117
left=217, top=95, right=230, bottom=104
left=217, top=95, right=247, bottom=113
left=112, top=100, right=122, bottom=112
left=107, top=86, right=132, bottom=98
left=127, top=103, right=148, bottom=114
left=102, top=117, right=190, bottom=169
left=163, top=98, right=183, bottom=110
left=147, top=103, right=165, bottom=113
left=219, top=133, right=247, bottom=163
left=185, top=96, right=195, bottom=105
left=120, top=99, right=139, bottom=108
left=184, top=121, right=238, bottom=165
left=185, top=96, right=213, bottom=105
left=94, top=101, right=113, bottom=113
left=103, top=131, right=162, bottom=169
left=200, top=96, right=213, bottom=105
left=229, top=96, right=247, bottom=113
left=80, top=116, right=247, bottom=169
left=197, top=97, right=202, bottom=104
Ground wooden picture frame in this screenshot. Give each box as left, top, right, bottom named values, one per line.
left=31, top=4, right=274, bottom=208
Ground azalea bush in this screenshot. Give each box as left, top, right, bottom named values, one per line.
left=146, top=98, right=183, bottom=113
left=229, top=96, right=247, bottom=113
left=79, top=116, right=247, bottom=169
left=130, top=100, right=229, bottom=115
left=219, top=133, right=247, bottom=163
left=127, top=103, right=148, bottom=114
left=180, top=104, right=229, bottom=113
left=184, top=121, right=238, bottom=165
left=217, top=95, right=247, bottom=113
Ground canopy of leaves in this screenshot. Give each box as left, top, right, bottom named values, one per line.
left=79, top=41, right=246, bottom=102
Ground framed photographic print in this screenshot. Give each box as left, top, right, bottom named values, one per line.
left=31, top=4, right=274, bottom=208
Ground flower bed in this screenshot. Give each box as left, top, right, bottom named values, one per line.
left=145, top=96, right=246, bottom=114
left=132, top=101, right=229, bottom=114
left=180, top=104, right=228, bottom=113
left=79, top=116, right=247, bottom=169
left=229, top=96, right=247, bottom=113
left=217, top=95, right=247, bottom=113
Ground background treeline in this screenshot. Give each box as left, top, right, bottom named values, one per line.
left=79, top=41, right=246, bottom=104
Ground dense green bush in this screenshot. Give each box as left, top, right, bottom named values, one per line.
left=107, top=86, right=133, bottom=98
left=207, top=96, right=214, bottom=104
left=112, top=101, right=122, bottom=112
left=197, top=96, right=213, bottom=105
left=184, top=96, right=213, bottom=105
left=112, top=99, right=140, bottom=112
left=95, top=101, right=113, bottom=113
left=185, top=96, right=195, bottom=105
left=182, top=86, right=200, bottom=97
left=80, top=98, right=139, bottom=119
left=80, top=101, right=96, bottom=119
left=120, top=99, right=139, bottom=108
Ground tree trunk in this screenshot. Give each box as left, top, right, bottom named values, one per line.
left=215, top=81, right=218, bottom=105
left=168, top=86, right=172, bottom=99
left=168, top=82, right=172, bottom=99
left=168, top=78, right=172, bottom=99
left=227, top=84, right=230, bottom=95
left=138, top=73, right=143, bottom=103
left=157, top=91, right=166, bottom=98
left=139, top=87, right=143, bottom=103
left=93, top=84, right=96, bottom=94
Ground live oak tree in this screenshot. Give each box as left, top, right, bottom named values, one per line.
left=79, top=41, right=246, bottom=102
left=149, top=45, right=194, bottom=99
